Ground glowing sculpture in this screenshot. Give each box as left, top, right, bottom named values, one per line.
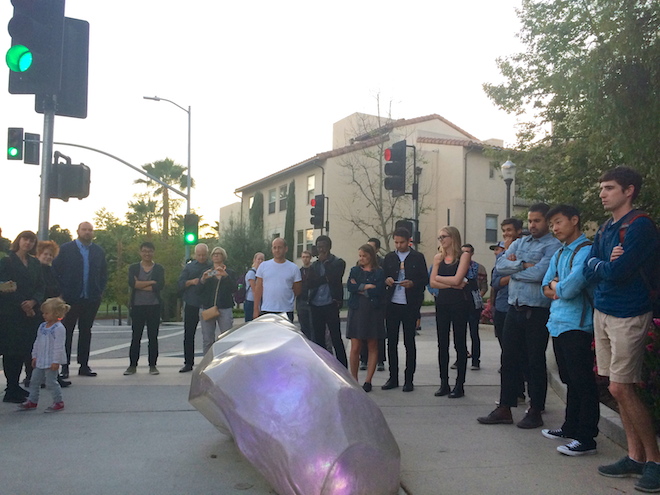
left=189, top=314, right=401, bottom=495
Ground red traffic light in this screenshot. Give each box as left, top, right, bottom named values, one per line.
left=384, top=148, right=392, bottom=161
left=310, top=198, right=316, bottom=207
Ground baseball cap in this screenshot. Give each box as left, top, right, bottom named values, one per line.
left=489, top=241, right=505, bottom=250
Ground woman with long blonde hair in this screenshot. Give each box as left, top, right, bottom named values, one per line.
left=430, top=226, right=472, bottom=398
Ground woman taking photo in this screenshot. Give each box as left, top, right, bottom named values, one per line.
left=0, top=231, right=44, bottom=403
left=346, top=243, right=386, bottom=392
left=199, top=247, right=237, bottom=355
left=430, top=226, right=472, bottom=399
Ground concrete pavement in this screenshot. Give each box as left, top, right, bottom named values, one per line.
left=0, top=312, right=633, bottom=495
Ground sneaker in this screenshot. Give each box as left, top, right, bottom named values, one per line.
left=359, top=361, right=367, bottom=371
left=636, top=462, right=660, bottom=493
left=517, top=408, right=543, bottom=429
left=45, top=402, right=64, bottom=413
left=123, top=366, right=137, bottom=375
left=377, top=362, right=385, bottom=372
left=477, top=406, right=513, bottom=425
left=471, top=364, right=480, bottom=370
left=557, top=440, right=597, bottom=456
left=450, top=361, right=458, bottom=370
left=598, top=456, right=645, bottom=478
left=149, top=366, right=160, bottom=375
left=542, top=428, right=574, bottom=441
left=17, top=400, right=38, bottom=411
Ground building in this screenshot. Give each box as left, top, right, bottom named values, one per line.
left=220, top=112, right=513, bottom=292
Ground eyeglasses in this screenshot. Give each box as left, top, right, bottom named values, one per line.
left=437, top=235, right=450, bottom=241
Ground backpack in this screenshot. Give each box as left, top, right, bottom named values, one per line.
left=233, top=268, right=255, bottom=305
left=598, top=210, right=660, bottom=317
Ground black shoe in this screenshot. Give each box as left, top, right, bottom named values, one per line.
left=402, top=382, right=414, bottom=392
left=381, top=378, right=399, bottom=390
left=179, top=364, right=194, bottom=373
left=434, top=384, right=451, bottom=397
left=448, top=386, right=465, bottom=399
left=377, top=362, right=385, bottom=372
left=78, top=366, right=97, bottom=377
left=60, top=365, right=69, bottom=379
left=359, top=361, right=367, bottom=371
left=58, top=377, right=72, bottom=388
left=362, top=382, right=372, bottom=393
left=517, top=408, right=543, bottom=429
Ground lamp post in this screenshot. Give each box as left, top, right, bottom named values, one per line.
left=143, top=96, right=192, bottom=258
left=501, top=160, right=516, bottom=218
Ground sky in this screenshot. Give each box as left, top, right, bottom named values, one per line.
left=1, top=0, right=527, bottom=240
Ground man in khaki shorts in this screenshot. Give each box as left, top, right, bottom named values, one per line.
left=584, top=166, right=660, bottom=493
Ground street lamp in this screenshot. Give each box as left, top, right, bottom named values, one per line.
left=143, top=96, right=192, bottom=258
left=501, top=160, right=516, bottom=218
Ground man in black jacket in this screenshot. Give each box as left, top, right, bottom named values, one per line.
left=382, top=228, right=429, bottom=392
left=308, top=235, right=347, bottom=367
left=52, top=222, right=108, bottom=378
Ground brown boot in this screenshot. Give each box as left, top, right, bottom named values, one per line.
left=477, top=406, right=513, bottom=425
left=517, top=407, right=543, bottom=429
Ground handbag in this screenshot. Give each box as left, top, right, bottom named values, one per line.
left=201, top=275, right=221, bottom=321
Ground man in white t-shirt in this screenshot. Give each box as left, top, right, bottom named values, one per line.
left=253, top=238, right=302, bottom=322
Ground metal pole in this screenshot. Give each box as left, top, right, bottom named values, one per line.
left=505, top=178, right=512, bottom=218
left=38, top=96, right=56, bottom=241
left=185, top=105, right=192, bottom=260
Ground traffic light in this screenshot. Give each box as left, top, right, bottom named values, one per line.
left=6, top=0, right=65, bottom=95
left=49, top=163, right=91, bottom=201
left=384, top=140, right=407, bottom=197
left=24, top=132, right=40, bottom=165
left=184, top=214, right=199, bottom=245
left=7, top=127, right=23, bottom=160
left=310, top=194, right=325, bottom=229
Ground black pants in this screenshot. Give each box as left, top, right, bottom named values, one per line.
left=385, top=303, right=417, bottom=384
left=500, top=306, right=549, bottom=411
left=310, top=303, right=347, bottom=367
left=494, top=308, right=526, bottom=397
left=2, top=354, right=24, bottom=397
left=129, top=304, right=161, bottom=367
left=62, top=299, right=101, bottom=367
left=435, top=299, right=469, bottom=386
left=467, top=306, right=481, bottom=366
left=553, top=330, right=599, bottom=443
left=183, top=303, right=201, bottom=366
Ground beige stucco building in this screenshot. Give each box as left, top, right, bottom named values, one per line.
left=220, top=112, right=515, bottom=289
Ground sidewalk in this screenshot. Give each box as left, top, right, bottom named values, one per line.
left=0, top=312, right=632, bottom=495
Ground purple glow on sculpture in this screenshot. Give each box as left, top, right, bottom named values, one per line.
left=189, top=314, right=401, bottom=495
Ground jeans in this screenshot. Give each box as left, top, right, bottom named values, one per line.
left=28, top=367, right=62, bottom=404
left=296, top=299, right=313, bottom=340
left=61, top=299, right=101, bottom=367
left=553, top=330, right=599, bottom=443
left=183, top=303, right=201, bottom=366
left=435, top=299, right=469, bottom=386
left=200, top=307, right=233, bottom=355
left=310, top=303, right=347, bottom=367
left=500, top=306, right=550, bottom=411
left=385, top=303, right=418, bottom=384
left=244, top=300, right=254, bottom=322
left=129, top=304, right=161, bottom=367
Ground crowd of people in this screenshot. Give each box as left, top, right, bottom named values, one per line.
left=1, top=166, right=659, bottom=491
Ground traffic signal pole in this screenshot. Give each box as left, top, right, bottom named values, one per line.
left=37, top=95, right=56, bottom=240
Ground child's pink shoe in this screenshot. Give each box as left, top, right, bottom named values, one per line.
left=17, top=400, right=38, bottom=411
left=45, top=402, right=64, bottom=413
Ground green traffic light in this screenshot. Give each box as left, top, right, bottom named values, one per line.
left=8, top=146, right=19, bottom=157
left=185, top=233, right=197, bottom=244
left=6, top=44, right=33, bottom=73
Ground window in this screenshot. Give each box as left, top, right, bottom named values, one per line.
left=248, top=195, right=254, bottom=209
left=268, top=189, right=276, bottom=214
left=279, top=184, right=288, bottom=211
left=297, top=228, right=315, bottom=258
left=307, top=175, right=315, bottom=205
left=485, top=214, right=498, bottom=243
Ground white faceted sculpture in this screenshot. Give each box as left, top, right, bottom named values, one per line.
left=189, top=313, right=401, bottom=495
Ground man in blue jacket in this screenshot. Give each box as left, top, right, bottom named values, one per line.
left=53, top=222, right=108, bottom=378
left=584, top=167, right=660, bottom=492
left=540, top=205, right=598, bottom=456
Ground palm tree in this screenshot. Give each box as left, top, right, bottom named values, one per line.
left=134, top=158, right=191, bottom=239
left=127, top=197, right=159, bottom=237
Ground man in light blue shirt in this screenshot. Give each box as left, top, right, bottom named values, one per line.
left=540, top=205, right=598, bottom=457
left=478, top=203, right=561, bottom=429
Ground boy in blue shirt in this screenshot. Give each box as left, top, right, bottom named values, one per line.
left=541, top=205, right=598, bottom=456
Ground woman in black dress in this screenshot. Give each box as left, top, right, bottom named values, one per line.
left=430, top=226, right=472, bottom=399
left=0, top=231, right=44, bottom=403
left=346, top=244, right=385, bottom=392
